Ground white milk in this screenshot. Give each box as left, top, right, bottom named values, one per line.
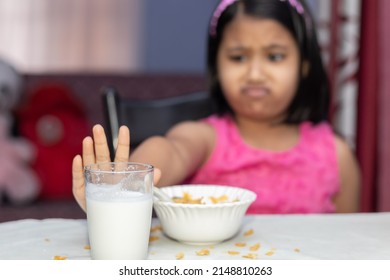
left=86, top=183, right=153, bottom=260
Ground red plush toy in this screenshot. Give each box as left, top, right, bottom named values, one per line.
left=18, top=83, right=89, bottom=199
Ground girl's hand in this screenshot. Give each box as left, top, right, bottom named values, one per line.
left=72, top=124, right=161, bottom=212
left=72, top=124, right=129, bottom=211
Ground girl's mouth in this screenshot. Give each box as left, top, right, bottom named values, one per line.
left=241, top=86, right=270, bottom=98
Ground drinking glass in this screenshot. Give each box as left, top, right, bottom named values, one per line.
left=84, top=162, right=153, bottom=260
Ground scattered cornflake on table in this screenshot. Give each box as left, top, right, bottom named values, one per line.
left=244, top=229, right=254, bottom=237
left=265, top=250, right=275, bottom=256
left=53, top=255, right=67, bottom=260
left=242, top=253, right=258, bottom=259
left=294, top=248, right=301, bottom=253
left=44, top=238, right=50, bottom=242
left=234, top=242, right=246, bottom=247
left=150, top=225, right=163, bottom=233
left=176, top=252, right=185, bottom=260
left=196, top=249, right=210, bottom=256
left=149, top=236, right=159, bottom=242
left=227, top=251, right=240, bottom=256
left=84, top=245, right=91, bottom=250
left=249, top=243, right=260, bottom=251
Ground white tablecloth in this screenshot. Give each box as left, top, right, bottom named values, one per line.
left=0, top=213, right=389, bottom=260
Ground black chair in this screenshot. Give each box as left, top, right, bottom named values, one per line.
left=101, top=86, right=215, bottom=158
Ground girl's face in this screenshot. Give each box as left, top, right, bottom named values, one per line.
left=217, top=14, right=301, bottom=123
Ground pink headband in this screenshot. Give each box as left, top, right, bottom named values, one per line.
left=209, top=0, right=237, bottom=36
left=209, top=0, right=307, bottom=36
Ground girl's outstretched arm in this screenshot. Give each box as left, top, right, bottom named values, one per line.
left=72, top=122, right=212, bottom=212
left=129, top=121, right=214, bottom=186
left=333, top=136, right=361, bottom=213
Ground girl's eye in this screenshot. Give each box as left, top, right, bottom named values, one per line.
left=228, top=54, right=247, bottom=62
left=268, top=53, right=285, bottom=62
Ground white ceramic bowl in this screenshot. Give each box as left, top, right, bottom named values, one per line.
left=153, top=185, right=256, bottom=245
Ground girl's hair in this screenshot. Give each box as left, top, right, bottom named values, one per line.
left=207, top=0, right=330, bottom=124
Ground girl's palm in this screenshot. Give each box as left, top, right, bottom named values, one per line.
left=72, top=125, right=130, bottom=211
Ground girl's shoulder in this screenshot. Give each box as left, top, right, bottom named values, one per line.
left=300, top=121, right=349, bottom=150
left=299, top=121, right=337, bottom=148
left=298, top=121, right=338, bottom=159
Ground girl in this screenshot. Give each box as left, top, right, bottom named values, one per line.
left=73, top=0, right=360, bottom=214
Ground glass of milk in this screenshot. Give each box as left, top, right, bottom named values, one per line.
left=84, top=162, right=153, bottom=260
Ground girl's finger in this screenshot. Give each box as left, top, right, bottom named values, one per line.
left=114, top=126, right=130, bottom=162
left=92, top=124, right=111, bottom=163
left=82, top=136, right=95, bottom=166
left=72, top=155, right=86, bottom=212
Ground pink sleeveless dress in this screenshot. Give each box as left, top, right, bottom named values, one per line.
left=186, top=115, right=340, bottom=214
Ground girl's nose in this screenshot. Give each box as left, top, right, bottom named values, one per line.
left=247, top=58, right=265, bottom=82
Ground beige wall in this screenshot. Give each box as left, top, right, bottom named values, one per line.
left=0, top=0, right=143, bottom=72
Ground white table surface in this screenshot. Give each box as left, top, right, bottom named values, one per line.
left=0, top=213, right=389, bottom=260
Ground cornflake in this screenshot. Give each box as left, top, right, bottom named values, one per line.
left=196, top=249, right=210, bottom=256
left=209, top=195, right=229, bottom=204
left=244, top=229, right=254, bottom=237
left=53, top=255, right=67, bottom=260
left=172, top=192, right=203, bottom=204
left=150, top=225, right=162, bottom=233
left=84, top=245, right=91, bottom=250
left=227, top=251, right=240, bottom=256
left=242, top=253, right=258, bottom=259
left=294, top=248, right=301, bottom=253
left=265, top=250, right=275, bottom=256
left=249, top=243, right=260, bottom=251
left=176, top=252, right=185, bottom=260
left=234, top=242, right=246, bottom=247
left=149, top=236, right=159, bottom=242
left=173, top=192, right=238, bottom=204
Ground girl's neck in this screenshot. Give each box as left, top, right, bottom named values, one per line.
left=234, top=114, right=286, bottom=133
left=232, top=115, right=300, bottom=151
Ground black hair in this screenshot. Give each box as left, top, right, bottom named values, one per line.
left=207, top=0, right=330, bottom=124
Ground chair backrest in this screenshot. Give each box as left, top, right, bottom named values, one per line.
left=102, top=86, right=215, bottom=157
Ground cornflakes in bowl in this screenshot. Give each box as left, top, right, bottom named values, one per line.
left=153, top=185, right=256, bottom=245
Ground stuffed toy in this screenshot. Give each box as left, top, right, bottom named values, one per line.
left=17, top=83, right=89, bottom=199
left=0, top=59, right=40, bottom=205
